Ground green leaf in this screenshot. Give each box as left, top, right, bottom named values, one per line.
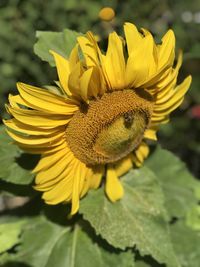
left=135, top=262, right=151, bottom=267
left=34, top=29, right=82, bottom=66
left=0, top=219, right=27, bottom=254
left=13, top=216, right=70, bottom=267
left=0, top=126, right=35, bottom=185
left=146, top=146, right=200, bottom=218
left=45, top=225, right=134, bottom=267
left=4, top=216, right=134, bottom=267
left=186, top=205, right=200, bottom=230
left=80, top=167, right=180, bottom=267
left=170, top=220, right=200, bottom=267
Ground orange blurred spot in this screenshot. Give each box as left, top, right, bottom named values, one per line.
left=99, top=7, right=115, bottom=21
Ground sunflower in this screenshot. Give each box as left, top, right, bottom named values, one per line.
left=4, top=23, right=191, bottom=214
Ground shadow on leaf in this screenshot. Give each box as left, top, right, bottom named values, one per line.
left=16, top=153, right=40, bottom=170
left=2, top=262, right=31, bottom=267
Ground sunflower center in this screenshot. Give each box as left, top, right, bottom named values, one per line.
left=65, top=89, right=154, bottom=166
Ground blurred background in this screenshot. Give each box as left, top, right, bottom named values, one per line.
left=0, top=0, right=199, bottom=178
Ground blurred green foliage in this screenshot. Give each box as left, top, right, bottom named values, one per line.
left=0, top=0, right=200, bottom=175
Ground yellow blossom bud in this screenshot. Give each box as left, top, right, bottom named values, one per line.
left=99, top=7, right=115, bottom=22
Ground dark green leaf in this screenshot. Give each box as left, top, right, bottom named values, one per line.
left=171, top=220, right=200, bottom=267
left=135, top=262, right=151, bottom=267
left=45, top=224, right=134, bottom=267
left=0, top=126, right=35, bottom=185
left=80, top=167, right=180, bottom=267
left=146, top=146, right=200, bottom=218
left=34, top=29, right=82, bottom=66
left=3, top=216, right=134, bottom=267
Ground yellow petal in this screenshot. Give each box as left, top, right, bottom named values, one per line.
left=132, top=142, right=149, bottom=167
left=124, top=23, right=143, bottom=55
left=87, top=67, right=103, bottom=97
left=41, top=170, right=74, bottom=204
left=115, top=155, right=133, bottom=177
left=35, top=165, right=73, bottom=191
left=79, top=168, right=94, bottom=198
left=50, top=50, right=71, bottom=95
left=153, top=76, right=191, bottom=113
left=125, top=28, right=157, bottom=87
left=143, top=49, right=180, bottom=90
left=40, top=157, right=88, bottom=213
left=157, top=29, right=175, bottom=70
left=8, top=94, right=27, bottom=108
left=71, top=161, right=84, bottom=214
left=156, top=72, right=190, bottom=106
left=77, top=36, right=99, bottom=67
left=131, top=156, right=141, bottom=167
left=155, top=51, right=183, bottom=95
left=124, top=25, right=174, bottom=88
left=79, top=66, right=105, bottom=100
left=18, top=139, right=67, bottom=155
left=35, top=149, right=74, bottom=184
left=86, top=32, right=108, bottom=92
left=33, top=149, right=66, bottom=173
left=105, top=166, right=124, bottom=202
left=151, top=115, right=169, bottom=124
left=17, top=82, right=78, bottom=115
left=4, top=119, right=62, bottom=136
left=143, top=128, right=157, bottom=141
left=6, top=129, right=64, bottom=148
left=68, top=62, right=83, bottom=99
left=7, top=105, right=71, bottom=128
left=69, top=45, right=79, bottom=71
left=154, top=98, right=184, bottom=116
left=102, top=32, right=126, bottom=89
left=79, top=68, right=93, bottom=102
left=89, top=166, right=104, bottom=189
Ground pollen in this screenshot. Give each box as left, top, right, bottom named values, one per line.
left=65, top=89, right=154, bottom=166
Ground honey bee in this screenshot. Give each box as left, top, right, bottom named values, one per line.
left=123, top=111, right=134, bottom=128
